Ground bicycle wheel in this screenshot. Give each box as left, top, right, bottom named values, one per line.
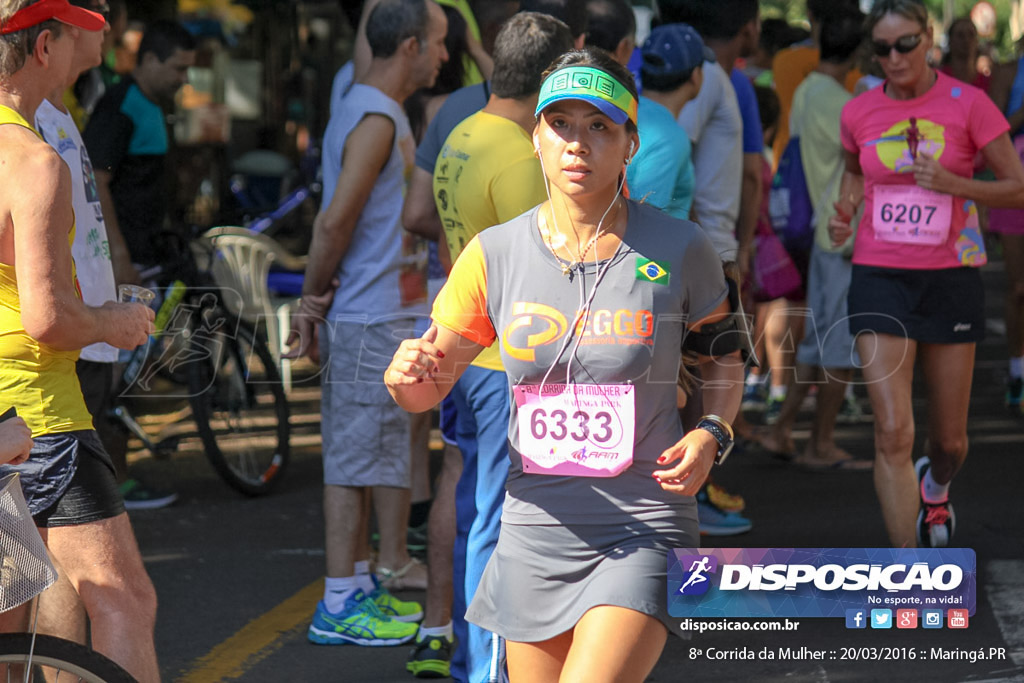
left=0, top=633, right=136, bottom=682
left=186, top=315, right=290, bottom=496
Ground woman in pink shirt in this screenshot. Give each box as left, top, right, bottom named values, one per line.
left=830, top=0, right=1024, bottom=549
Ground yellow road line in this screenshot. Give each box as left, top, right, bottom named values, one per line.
left=177, top=577, right=323, bottom=682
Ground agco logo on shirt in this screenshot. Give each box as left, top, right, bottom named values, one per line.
left=502, top=302, right=654, bottom=362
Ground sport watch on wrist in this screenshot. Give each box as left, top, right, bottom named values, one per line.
left=696, top=415, right=735, bottom=466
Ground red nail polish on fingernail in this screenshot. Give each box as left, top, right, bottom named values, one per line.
left=437, top=350, right=446, bottom=359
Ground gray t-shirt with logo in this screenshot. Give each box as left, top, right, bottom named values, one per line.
left=433, top=200, right=728, bottom=525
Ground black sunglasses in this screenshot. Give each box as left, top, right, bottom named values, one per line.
left=871, top=33, right=924, bottom=57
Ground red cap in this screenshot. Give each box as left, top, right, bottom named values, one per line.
left=1, top=0, right=105, bottom=35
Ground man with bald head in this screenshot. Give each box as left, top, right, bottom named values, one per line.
left=286, top=0, right=450, bottom=647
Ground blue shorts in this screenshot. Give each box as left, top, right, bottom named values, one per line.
left=439, top=394, right=458, bottom=446
left=0, top=430, right=125, bottom=527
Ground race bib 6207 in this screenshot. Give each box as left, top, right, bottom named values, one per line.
left=873, top=184, right=952, bottom=246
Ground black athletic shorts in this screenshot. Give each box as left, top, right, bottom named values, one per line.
left=847, top=264, right=985, bottom=344
left=30, top=431, right=125, bottom=528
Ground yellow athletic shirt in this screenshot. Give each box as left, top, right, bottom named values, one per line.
left=433, top=111, right=546, bottom=372
left=0, top=105, right=93, bottom=436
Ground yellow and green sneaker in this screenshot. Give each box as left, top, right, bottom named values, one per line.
left=307, top=590, right=418, bottom=646
left=370, top=575, right=423, bottom=623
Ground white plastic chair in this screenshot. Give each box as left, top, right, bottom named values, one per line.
left=201, top=226, right=306, bottom=393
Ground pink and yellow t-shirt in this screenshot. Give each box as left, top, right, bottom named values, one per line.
left=840, top=72, right=1008, bottom=269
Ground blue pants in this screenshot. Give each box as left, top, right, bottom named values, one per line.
left=449, top=365, right=509, bottom=683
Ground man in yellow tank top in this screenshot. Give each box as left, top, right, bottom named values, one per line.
left=0, top=2, right=157, bottom=681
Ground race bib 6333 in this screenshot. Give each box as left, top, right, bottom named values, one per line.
left=513, top=383, right=635, bottom=477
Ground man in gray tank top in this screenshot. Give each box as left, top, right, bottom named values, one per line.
left=286, top=0, right=450, bottom=648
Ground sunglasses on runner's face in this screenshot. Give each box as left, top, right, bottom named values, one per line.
left=872, top=33, right=924, bottom=57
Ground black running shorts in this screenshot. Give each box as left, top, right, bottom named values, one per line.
left=847, top=264, right=985, bottom=344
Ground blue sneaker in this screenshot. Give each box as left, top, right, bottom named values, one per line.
left=697, top=487, right=753, bottom=536
left=741, top=381, right=767, bottom=412
left=369, top=574, right=423, bottom=623
left=307, top=590, right=419, bottom=646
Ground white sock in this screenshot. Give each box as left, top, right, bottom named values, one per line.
left=922, top=468, right=950, bottom=504
left=353, top=560, right=375, bottom=592
left=1010, top=356, right=1024, bottom=379
left=844, top=383, right=855, bottom=400
left=746, top=371, right=767, bottom=386
left=769, top=384, right=787, bottom=401
left=324, top=576, right=359, bottom=614
left=350, top=569, right=374, bottom=593
left=418, top=622, right=454, bottom=641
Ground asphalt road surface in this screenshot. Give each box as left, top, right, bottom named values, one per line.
left=125, top=260, right=1024, bottom=683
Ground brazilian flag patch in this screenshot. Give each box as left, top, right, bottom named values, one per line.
left=636, top=257, right=670, bottom=285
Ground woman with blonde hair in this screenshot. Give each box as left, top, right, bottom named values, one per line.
left=831, top=0, right=1024, bottom=548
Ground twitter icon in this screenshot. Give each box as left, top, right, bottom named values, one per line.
left=871, top=609, right=893, bottom=629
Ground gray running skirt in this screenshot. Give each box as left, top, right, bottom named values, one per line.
left=465, top=509, right=698, bottom=643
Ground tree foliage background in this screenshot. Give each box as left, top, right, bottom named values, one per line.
left=759, top=0, right=1021, bottom=59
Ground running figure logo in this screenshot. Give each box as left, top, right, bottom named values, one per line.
left=677, top=555, right=717, bottom=596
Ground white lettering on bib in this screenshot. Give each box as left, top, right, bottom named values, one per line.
left=873, top=184, right=952, bottom=246
left=513, top=383, right=635, bottom=477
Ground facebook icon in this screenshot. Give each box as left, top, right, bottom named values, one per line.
left=846, top=609, right=867, bottom=629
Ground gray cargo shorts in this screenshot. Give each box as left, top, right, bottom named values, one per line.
left=318, top=318, right=418, bottom=488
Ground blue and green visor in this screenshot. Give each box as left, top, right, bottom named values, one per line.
left=535, top=66, right=638, bottom=126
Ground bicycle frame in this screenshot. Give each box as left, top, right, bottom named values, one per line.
left=103, top=232, right=291, bottom=495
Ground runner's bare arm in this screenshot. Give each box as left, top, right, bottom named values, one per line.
left=14, top=148, right=151, bottom=351
left=688, top=297, right=744, bottom=425
left=735, top=151, right=763, bottom=278
left=284, top=114, right=395, bottom=360
left=655, top=297, right=743, bottom=495
left=301, top=113, right=395, bottom=298
left=94, top=169, right=140, bottom=285
left=402, top=166, right=443, bottom=240
left=0, top=416, right=32, bottom=465
left=385, top=323, right=484, bottom=413
left=909, top=133, right=1024, bottom=208
left=352, top=0, right=383, bottom=83
left=830, top=153, right=865, bottom=247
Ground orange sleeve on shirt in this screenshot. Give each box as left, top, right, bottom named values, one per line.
left=431, top=236, right=497, bottom=347
left=771, top=47, right=818, bottom=167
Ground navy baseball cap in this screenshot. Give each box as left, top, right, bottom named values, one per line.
left=640, top=23, right=714, bottom=79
